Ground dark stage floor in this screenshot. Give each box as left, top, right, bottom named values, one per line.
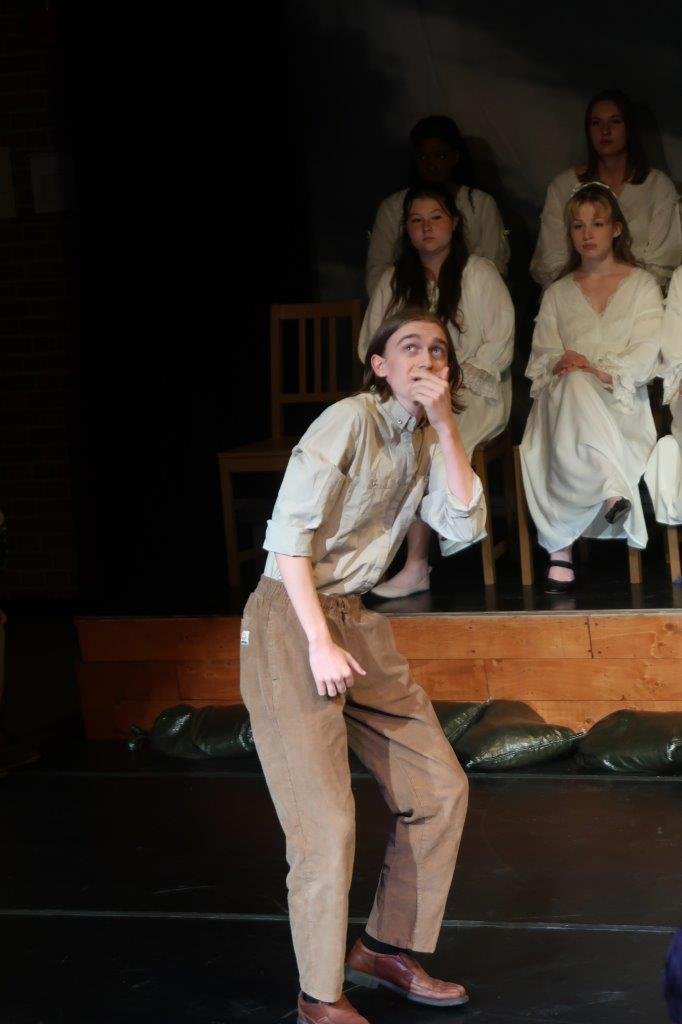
left=1, top=748, right=679, bottom=1022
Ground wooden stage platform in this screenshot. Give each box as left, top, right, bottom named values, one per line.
left=76, top=610, right=682, bottom=739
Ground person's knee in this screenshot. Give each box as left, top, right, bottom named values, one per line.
left=313, top=808, right=356, bottom=866
left=556, top=371, right=590, bottom=398
left=436, top=761, right=469, bottom=831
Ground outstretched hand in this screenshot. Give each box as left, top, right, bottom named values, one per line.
left=308, top=637, right=366, bottom=697
left=409, top=365, right=454, bottom=429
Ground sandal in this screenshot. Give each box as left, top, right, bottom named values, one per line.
left=604, top=497, right=631, bottom=525
left=545, top=558, right=575, bottom=595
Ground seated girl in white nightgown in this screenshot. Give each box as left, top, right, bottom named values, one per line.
left=359, top=182, right=514, bottom=597
left=644, top=266, right=682, bottom=524
left=521, top=182, right=663, bottom=592
left=531, top=90, right=681, bottom=291
left=366, top=115, right=509, bottom=298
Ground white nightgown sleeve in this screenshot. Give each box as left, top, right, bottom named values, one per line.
left=459, top=258, right=514, bottom=398
left=661, top=267, right=682, bottom=405
left=525, top=288, right=563, bottom=397
left=530, top=178, right=570, bottom=288
left=593, top=274, right=664, bottom=412
left=365, top=193, right=402, bottom=297
left=640, top=174, right=682, bottom=289
left=473, top=191, right=510, bottom=277
left=358, top=269, right=394, bottom=362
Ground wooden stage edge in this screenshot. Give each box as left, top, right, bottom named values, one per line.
left=76, top=610, right=682, bottom=739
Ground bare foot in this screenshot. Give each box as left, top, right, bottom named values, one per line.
left=379, top=561, right=429, bottom=590
left=371, top=560, right=431, bottom=598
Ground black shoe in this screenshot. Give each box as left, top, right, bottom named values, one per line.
left=545, top=558, right=575, bottom=594
left=604, top=497, right=631, bottom=525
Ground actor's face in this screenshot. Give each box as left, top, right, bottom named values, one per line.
left=588, top=100, right=627, bottom=159
left=406, top=197, right=456, bottom=261
left=414, top=137, right=459, bottom=183
left=371, top=320, right=450, bottom=413
left=569, top=201, right=621, bottom=262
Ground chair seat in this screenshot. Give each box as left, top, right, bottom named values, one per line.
left=218, top=436, right=298, bottom=472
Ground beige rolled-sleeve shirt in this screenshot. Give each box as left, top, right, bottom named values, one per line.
left=263, top=392, right=486, bottom=595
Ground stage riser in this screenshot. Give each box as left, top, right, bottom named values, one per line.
left=76, top=614, right=682, bottom=738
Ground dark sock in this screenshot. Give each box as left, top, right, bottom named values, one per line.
left=361, top=930, right=406, bottom=956
left=301, top=992, right=325, bottom=1004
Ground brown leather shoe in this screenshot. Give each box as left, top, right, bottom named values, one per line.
left=345, top=939, right=469, bottom=1008
left=297, top=992, right=371, bottom=1024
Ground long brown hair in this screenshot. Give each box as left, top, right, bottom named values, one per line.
left=578, top=89, right=650, bottom=186
left=390, top=183, right=469, bottom=332
left=560, top=182, right=637, bottom=278
left=361, top=307, right=465, bottom=413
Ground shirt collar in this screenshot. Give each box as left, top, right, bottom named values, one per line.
left=378, top=393, right=424, bottom=434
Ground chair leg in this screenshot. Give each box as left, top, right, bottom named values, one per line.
left=627, top=546, right=642, bottom=586
left=667, top=526, right=681, bottom=583
left=474, top=450, right=495, bottom=586
left=502, top=443, right=517, bottom=557
left=218, top=461, right=241, bottom=590
left=513, top=446, right=534, bottom=586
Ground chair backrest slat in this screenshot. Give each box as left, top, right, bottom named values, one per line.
left=328, top=316, right=337, bottom=395
left=270, top=300, right=362, bottom=439
left=270, top=305, right=284, bottom=440
left=313, top=316, right=322, bottom=394
left=297, top=318, right=307, bottom=394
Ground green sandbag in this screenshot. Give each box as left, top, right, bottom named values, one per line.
left=455, top=700, right=581, bottom=771
left=432, top=700, right=488, bottom=746
left=150, top=704, right=255, bottom=759
left=576, top=709, right=682, bottom=773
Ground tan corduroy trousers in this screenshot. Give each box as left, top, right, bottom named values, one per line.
left=239, top=577, right=469, bottom=1002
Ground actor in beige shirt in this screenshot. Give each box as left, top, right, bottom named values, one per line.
left=240, top=308, right=483, bottom=1024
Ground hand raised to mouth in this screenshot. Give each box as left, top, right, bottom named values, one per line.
left=408, top=365, right=454, bottom=429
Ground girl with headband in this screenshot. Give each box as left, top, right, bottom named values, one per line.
left=531, top=90, right=681, bottom=291
left=521, top=182, right=663, bottom=591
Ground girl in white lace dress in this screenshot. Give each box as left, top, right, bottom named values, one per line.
left=359, top=182, right=514, bottom=596
left=644, top=266, right=682, bottom=524
left=521, top=182, right=663, bottom=592
left=531, top=90, right=681, bottom=291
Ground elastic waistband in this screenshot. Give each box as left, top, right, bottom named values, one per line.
left=255, top=575, right=364, bottom=614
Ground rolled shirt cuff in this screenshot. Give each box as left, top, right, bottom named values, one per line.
left=263, top=519, right=314, bottom=557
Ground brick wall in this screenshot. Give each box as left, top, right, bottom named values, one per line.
left=0, top=2, right=76, bottom=599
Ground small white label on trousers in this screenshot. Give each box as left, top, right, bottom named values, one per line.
left=240, top=630, right=250, bottom=646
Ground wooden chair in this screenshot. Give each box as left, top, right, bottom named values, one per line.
left=665, top=526, right=681, bottom=583
left=218, top=301, right=363, bottom=589
left=512, top=446, right=643, bottom=586
left=471, top=427, right=516, bottom=586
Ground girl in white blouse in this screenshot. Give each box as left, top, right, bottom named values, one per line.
left=366, top=115, right=509, bottom=297
left=531, top=90, right=681, bottom=291
left=644, top=266, right=682, bottom=524
left=521, top=182, right=663, bottom=592
left=359, top=182, right=514, bottom=597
